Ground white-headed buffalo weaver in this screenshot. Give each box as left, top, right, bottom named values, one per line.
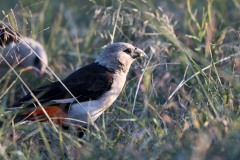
left=0, top=22, right=48, bottom=76
left=5, top=42, right=147, bottom=137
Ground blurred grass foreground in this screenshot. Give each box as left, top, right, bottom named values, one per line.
left=0, top=0, right=240, bottom=159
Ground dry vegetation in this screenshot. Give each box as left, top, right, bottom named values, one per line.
left=0, top=0, right=240, bottom=159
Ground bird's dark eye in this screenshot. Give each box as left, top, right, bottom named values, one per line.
left=34, top=57, right=40, bottom=65
left=34, top=57, right=41, bottom=69
left=123, top=48, right=132, bottom=54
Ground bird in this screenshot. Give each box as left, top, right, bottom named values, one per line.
left=4, top=42, right=147, bottom=136
left=0, top=22, right=48, bottom=76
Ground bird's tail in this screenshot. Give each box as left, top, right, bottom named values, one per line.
left=0, top=105, right=68, bottom=128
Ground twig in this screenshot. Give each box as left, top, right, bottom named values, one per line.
left=132, top=47, right=154, bottom=114
left=110, top=0, right=122, bottom=43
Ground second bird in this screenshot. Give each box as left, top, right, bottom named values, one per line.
left=0, top=22, right=48, bottom=76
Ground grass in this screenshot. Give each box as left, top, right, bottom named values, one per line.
left=0, top=0, right=240, bottom=159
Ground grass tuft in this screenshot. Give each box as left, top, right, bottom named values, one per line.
left=0, top=0, right=240, bottom=159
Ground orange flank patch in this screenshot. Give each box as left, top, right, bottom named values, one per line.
left=21, top=105, right=67, bottom=125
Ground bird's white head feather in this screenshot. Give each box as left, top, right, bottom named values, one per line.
left=2, top=37, right=48, bottom=75
left=95, top=42, right=146, bottom=73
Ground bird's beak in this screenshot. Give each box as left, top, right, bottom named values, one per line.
left=132, top=48, right=148, bottom=59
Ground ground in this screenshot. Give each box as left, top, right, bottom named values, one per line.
left=0, top=0, right=240, bottom=159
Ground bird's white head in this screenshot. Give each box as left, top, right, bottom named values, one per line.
left=2, top=37, right=48, bottom=76
left=95, top=42, right=147, bottom=73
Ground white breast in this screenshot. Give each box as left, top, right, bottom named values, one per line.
left=64, top=71, right=127, bottom=126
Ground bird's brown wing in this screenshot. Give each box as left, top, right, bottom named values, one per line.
left=12, top=63, right=114, bottom=108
